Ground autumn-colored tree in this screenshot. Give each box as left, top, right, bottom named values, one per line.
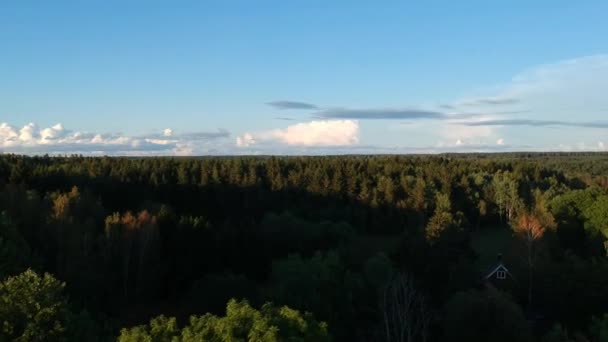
left=4, top=153, right=608, bottom=340
left=514, top=212, right=547, bottom=308
left=513, top=190, right=556, bottom=308
left=50, top=186, right=84, bottom=225
left=104, top=210, right=161, bottom=301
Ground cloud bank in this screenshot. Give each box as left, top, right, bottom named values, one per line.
left=0, top=122, right=230, bottom=155
left=237, top=120, right=359, bottom=148
left=265, top=55, right=608, bottom=153
left=440, top=55, right=608, bottom=149
left=7, top=55, right=608, bottom=155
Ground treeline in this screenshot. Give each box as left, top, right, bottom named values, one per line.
left=1, top=154, right=608, bottom=341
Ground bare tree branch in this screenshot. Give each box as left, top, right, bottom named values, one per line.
left=381, top=273, right=431, bottom=342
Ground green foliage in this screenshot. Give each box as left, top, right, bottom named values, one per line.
left=550, top=189, right=608, bottom=255
left=0, top=269, right=69, bottom=341
left=2, top=154, right=608, bottom=340
left=269, top=252, right=346, bottom=321
left=425, top=192, right=468, bottom=244
left=268, top=251, right=364, bottom=340
left=583, top=196, right=608, bottom=254
left=492, top=171, right=522, bottom=221
left=118, top=299, right=330, bottom=342
left=118, top=315, right=179, bottom=342
left=260, top=212, right=355, bottom=257
left=184, top=273, right=258, bottom=315
left=425, top=211, right=458, bottom=242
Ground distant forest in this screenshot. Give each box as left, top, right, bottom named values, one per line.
left=2, top=153, right=608, bottom=341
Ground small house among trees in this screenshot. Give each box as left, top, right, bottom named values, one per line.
left=484, top=254, right=516, bottom=290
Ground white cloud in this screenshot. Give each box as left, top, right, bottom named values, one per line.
left=272, top=120, right=359, bottom=146
left=19, top=123, right=38, bottom=142
left=236, top=133, right=255, bottom=147
left=6, top=57, right=608, bottom=155
left=436, top=55, right=608, bottom=150
left=0, top=123, right=230, bottom=155
left=40, top=123, right=66, bottom=143
left=0, top=123, right=18, bottom=146
left=439, top=113, right=498, bottom=147
left=504, top=56, right=608, bottom=125
left=236, top=120, right=359, bottom=147
left=442, top=122, right=495, bottom=144
left=453, top=55, right=608, bottom=115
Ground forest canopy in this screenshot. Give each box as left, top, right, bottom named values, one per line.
left=1, top=153, right=608, bottom=341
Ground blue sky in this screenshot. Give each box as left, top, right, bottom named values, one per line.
left=1, top=1, right=608, bottom=155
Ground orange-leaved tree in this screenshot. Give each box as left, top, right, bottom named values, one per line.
left=512, top=190, right=555, bottom=308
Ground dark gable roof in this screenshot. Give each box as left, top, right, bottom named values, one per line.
left=485, top=263, right=513, bottom=280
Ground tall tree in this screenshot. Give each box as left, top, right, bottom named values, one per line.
left=513, top=212, right=547, bottom=308
left=104, top=210, right=161, bottom=302
left=493, top=171, right=521, bottom=221
left=381, top=274, right=431, bottom=342
left=0, top=270, right=70, bottom=342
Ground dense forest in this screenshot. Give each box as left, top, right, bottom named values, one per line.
left=2, top=153, right=608, bottom=341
